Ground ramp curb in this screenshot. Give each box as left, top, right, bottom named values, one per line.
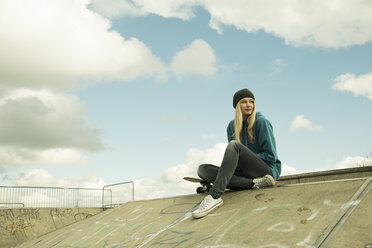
left=314, top=177, right=372, bottom=247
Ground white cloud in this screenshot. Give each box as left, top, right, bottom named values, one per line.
left=0, top=0, right=167, bottom=91
left=134, top=143, right=227, bottom=200
left=90, top=0, right=199, bottom=20
left=0, top=88, right=103, bottom=166
left=15, top=155, right=370, bottom=204
left=130, top=143, right=370, bottom=201
left=0, top=165, right=12, bottom=182
left=170, top=39, right=217, bottom=77
left=281, top=164, right=297, bottom=176
left=134, top=143, right=359, bottom=200
left=14, top=168, right=105, bottom=188
left=290, top=115, right=323, bottom=132
left=96, top=0, right=372, bottom=48
left=333, top=71, right=372, bottom=100
left=134, top=0, right=199, bottom=20
left=13, top=168, right=56, bottom=187
left=271, top=58, right=287, bottom=73
left=89, top=0, right=146, bottom=19
left=132, top=144, right=302, bottom=200
left=278, top=156, right=371, bottom=178
left=330, top=156, right=372, bottom=169
left=202, top=0, right=372, bottom=48
left=0, top=148, right=91, bottom=166
left=161, top=143, right=227, bottom=183
left=10, top=168, right=106, bottom=207
left=0, top=0, right=168, bottom=167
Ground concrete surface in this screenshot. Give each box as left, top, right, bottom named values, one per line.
left=277, top=165, right=372, bottom=185
left=0, top=208, right=102, bottom=248
left=327, top=179, right=372, bottom=248
left=14, top=175, right=372, bottom=248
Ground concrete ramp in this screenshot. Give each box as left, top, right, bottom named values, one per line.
left=16, top=177, right=372, bottom=248
left=0, top=208, right=103, bottom=248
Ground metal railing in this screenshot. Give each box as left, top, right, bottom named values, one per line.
left=0, top=181, right=134, bottom=209
left=0, top=202, right=25, bottom=208
left=102, top=181, right=134, bottom=209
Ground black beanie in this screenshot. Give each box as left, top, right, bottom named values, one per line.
left=233, top=88, right=255, bottom=108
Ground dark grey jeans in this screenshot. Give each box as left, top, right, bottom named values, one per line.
left=197, top=140, right=273, bottom=199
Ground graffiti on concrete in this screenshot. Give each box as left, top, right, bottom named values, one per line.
left=50, top=208, right=74, bottom=219
left=0, top=209, right=40, bottom=236
left=50, top=208, right=95, bottom=229
left=1, top=208, right=99, bottom=248
left=20, top=191, right=352, bottom=248
left=74, top=212, right=93, bottom=221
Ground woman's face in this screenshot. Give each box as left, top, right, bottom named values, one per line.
left=239, top=97, right=255, bottom=118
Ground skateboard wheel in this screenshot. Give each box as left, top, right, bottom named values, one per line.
left=196, top=186, right=206, bottom=194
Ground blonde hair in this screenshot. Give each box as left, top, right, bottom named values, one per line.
left=233, top=99, right=256, bottom=144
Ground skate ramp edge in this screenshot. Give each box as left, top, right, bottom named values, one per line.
left=15, top=176, right=372, bottom=248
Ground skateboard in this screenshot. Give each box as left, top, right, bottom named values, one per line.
left=183, top=177, right=212, bottom=194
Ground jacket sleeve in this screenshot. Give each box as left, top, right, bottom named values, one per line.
left=227, top=121, right=235, bottom=142
left=255, top=119, right=278, bottom=165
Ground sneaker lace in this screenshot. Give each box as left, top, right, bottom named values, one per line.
left=199, top=197, right=213, bottom=211
left=255, top=177, right=266, bottom=185
left=254, top=177, right=270, bottom=188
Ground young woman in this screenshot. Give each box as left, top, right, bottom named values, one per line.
left=192, top=88, right=281, bottom=219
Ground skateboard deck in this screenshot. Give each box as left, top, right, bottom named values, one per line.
left=183, top=177, right=212, bottom=194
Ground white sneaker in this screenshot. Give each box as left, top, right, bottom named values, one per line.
left=192, top=195, right=223, bottom=219
left=252, top=175, right=276, bottom=189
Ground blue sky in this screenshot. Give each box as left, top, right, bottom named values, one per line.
left=1, top=0, right=371, bottom=199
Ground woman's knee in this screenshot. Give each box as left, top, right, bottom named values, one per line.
left=198, top=164, right=219, bottom=179
left=197, top=164, right=210, bottom=178
left=227, top=140, right=240, bottom=151
left=197, top=164, right=219, bottom=183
